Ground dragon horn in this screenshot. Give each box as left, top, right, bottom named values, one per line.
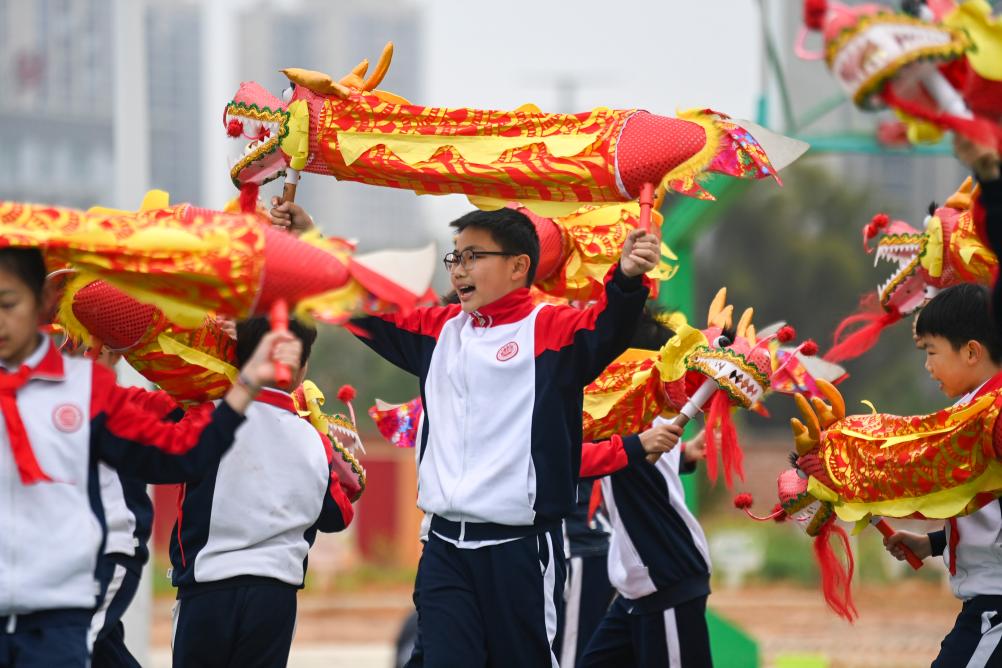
left=790, top=417, right=817, bottom=457
left=282, top=68, right=350, bottom=98
left=363, top=42, right=394, bottom=92
left=707, top=287, right=727, bottom=328
left=793, top=392, right=821, bottom=441
left=810, top=396, right=838, bottom=429
left=350, top=58, right=370, bottom=79
left=816, top=378, right=845, bottom=420
left=736, top=307, right=754, bottom=340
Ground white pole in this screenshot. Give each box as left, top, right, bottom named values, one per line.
left=112, top=2, right=151, bottom=663
left=113, top=0, right=150, bottom=208
left=201, top=0, right=238, bottom=209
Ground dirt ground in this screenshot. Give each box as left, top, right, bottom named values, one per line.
left=151, top=579, right=959, bottom=667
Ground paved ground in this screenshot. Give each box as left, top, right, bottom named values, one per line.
left=149, top=580, right=959, bottom=667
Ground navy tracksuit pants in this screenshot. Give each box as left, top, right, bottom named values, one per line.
left=406, top=529, right=565, bottom=668
left=171, top=578, right=298, bottom=668
left=580, top=594, right=712, bottom=668
left=557, top=553, right=615, bottom=668
left=0, top=610, right=91, bottom=668
left=933, top=595, right=1002, bottom=668
left=90, top=555, right=142, bottom=668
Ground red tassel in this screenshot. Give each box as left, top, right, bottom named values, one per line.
left=804, top=0, right=827, bottom=30
left=824, top=295, right=902, bottom=363
left=587, top=479, right=603, bottom=524
left=239, top=183, right=260, bottom=214
left=337, top=385, right=357, bottom=403
left=704, top=394, right=720, bottom=484
left=706, top=391, right=743, bottom=488
left=813, top=520, right=858, bottom=622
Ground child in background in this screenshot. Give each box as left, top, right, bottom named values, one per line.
left=884, top=284, right=1002, bottom=667
left=169, top=316, right=356, bottom=668
left=578, top=310, right=713, bottom=668
left=0, top=247, right=294, bottom=668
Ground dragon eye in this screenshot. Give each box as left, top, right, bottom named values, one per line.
left=282, top=85, right=294, bottom=103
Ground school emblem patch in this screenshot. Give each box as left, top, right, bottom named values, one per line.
left=53, top=404, right=84, bottom=433
left=496, top=341, right=519, bottom=362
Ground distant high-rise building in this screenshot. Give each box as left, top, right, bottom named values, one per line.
left=767, top=0, right=967, bottom=219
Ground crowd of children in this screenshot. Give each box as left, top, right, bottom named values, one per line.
left=1, top=102, right=1001, bottom=668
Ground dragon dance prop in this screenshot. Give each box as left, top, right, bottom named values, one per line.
left=825, top=177, right=996, bottom=362
left=0, top=193, right=435, bottom=331
left=736, top=375, right=1002, bottom=620
left=580, top=289, right=843, bottom=488
left=292, top=381, right=366, bottom=502
left=225, top=42, right=808, bottom=220
left=798, top=0, right=1002, bottom=149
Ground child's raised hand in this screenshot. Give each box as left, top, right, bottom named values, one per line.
left=683, top=428, right=708, bottom=464
left=240, top=330, right=302, bottom=388
left=269, top=197, right=316, bottom=236
left=620, top=229, right=660, bottom=278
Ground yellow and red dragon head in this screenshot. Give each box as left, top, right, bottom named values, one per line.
left=868, top=177, right=996, bottom=317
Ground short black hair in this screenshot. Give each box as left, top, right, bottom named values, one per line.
left=0, top=248, right=47, bottom=299
left=630, top=307, right=676, bottom=351
left=450, top=208, right=540, bottom=286
left=235, top=316, right=317, bottom=367
left=916, top=283, right=1002, bottom=364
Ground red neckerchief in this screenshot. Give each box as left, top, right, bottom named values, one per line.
left=1, top=340, right=65, bottom=484
left=254, top=388, right=297, bottom=415
left=947, top=371, right=1002, bottom=574
left=469, top=288, right=534, bottom=328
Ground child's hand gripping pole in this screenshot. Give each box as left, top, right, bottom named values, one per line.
left=870, top=516, right=923, bottom=570
left=638, top=182, right=654, bottom=233
left=282, top=169, right=300, bottom=207
left=645, top=333, right=732, bottom=463
left=269, top=299, right=292, bottom=388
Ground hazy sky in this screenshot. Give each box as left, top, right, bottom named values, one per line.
left=414, top=0, right=765, bottom=229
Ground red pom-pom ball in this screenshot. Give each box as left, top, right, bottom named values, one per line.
left=733, top=493, right=754, bottom=509
left=337, top=384, right=357, bottom=403
left=801, top=340, right=819, bottom=356
left=804, top=0, right=828, bottom=30
left=777, top=325, right=797, bottom=343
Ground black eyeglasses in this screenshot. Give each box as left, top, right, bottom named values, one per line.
left=442, top=249, right=514, bottom=272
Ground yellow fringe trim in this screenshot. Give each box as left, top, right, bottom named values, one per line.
left=156, top=333, right=238, bottom=381
left=655, top=109, right=723, bottom=195
left=56, top=273, right=99, bottom=345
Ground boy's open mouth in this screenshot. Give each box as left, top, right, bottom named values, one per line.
left=457, top=285, right=476, bottom=300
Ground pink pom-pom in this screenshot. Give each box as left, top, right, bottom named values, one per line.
left=777, top=325, right=797, bottom=343
left=801, top=340, right=819, bottom=356
left=733, top=493, right=754, bottom=509
left=337, top=385, right=357, bottom=403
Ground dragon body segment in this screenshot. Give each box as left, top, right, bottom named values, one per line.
left=226, top=43, right=804, bottom=215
